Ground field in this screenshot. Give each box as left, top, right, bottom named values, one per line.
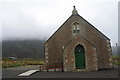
left=1, top=56, right=120, bottom=68
left=112, top=56, right=120, bottom=65
left=2, top=58, right=45, bottom=68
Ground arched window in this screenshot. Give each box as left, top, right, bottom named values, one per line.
left=73, top=22, right=80, bottom=34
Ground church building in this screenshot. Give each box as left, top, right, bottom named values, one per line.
left=44, top=6, right=113, bottom=72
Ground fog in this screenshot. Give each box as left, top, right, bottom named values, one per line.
left=0, top=0, right=119, bottom=46
left=118, top=1, right=120, bottom=46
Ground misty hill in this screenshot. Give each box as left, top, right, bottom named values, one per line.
left=111, top=46, right=119, bottom=56
left=2, top=40, right=119, bottom=60
left=2, top=40, right=45, bottom=60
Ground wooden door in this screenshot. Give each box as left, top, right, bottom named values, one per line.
left=75, top=45, right=85, bottom=69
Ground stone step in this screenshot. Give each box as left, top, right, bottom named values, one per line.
left=40, top=69, right=62, bottom=72
left=73, top=69, right=90, bottom=72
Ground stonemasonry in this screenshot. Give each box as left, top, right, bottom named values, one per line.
left=44, top=6, right=113, bottom=72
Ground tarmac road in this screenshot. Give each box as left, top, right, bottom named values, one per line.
left=2, top=65, right=119, bottom=78
left=27, top=69, right=119, bottom=78
left=2, top=65, right=39, bottom=78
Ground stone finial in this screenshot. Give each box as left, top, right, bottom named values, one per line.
left=72, top=6, right=78, bottom=15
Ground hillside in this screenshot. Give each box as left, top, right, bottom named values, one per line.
left=111, top=46, right=119, bottom=56
left=2, top=40, right=45, bottom=60
left=1, top=40, right=119, bottom=60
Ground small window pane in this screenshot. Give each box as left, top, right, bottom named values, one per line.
left=77, top=30, right=80, bottom=33
left=73, top=25, right=76, bottom=30
left=77, top=26, right=79, bottom=30
left=73, top=30, right=76, bottom=33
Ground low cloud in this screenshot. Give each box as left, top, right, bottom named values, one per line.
left=1, top=0, right=118, bottom=46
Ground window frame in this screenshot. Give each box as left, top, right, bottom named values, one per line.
left=72, top=22, right=80, bottom=34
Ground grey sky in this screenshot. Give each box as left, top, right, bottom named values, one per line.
left=0, top=0, right=119, bottom=46
left=118, top=1, right=120, bottom=46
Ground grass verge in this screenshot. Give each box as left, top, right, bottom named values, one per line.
left=2, top=56, right=119, bottom=68
left=112, top=56, right=120, bottom=65
left=2, top=58, right=45, bottom=68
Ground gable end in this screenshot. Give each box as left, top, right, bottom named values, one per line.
left=77, top=14, right=110, bottom=41
left=45, top=15, right=73, bottom=44
left=45, top=14, right=110, bottom=44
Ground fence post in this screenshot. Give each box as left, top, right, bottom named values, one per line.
left=62, top=65, right=64, bottom=72
left=47, top=65, right=48, bottom=72
left=39, top=65, right=41, bottom=71
left=54, top=67, right=56, bottom=72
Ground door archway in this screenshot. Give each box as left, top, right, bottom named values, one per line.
left=75, top=44, right=85, bottom=69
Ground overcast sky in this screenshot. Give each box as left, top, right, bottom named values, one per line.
left=0, top=0, right=119, bottom=46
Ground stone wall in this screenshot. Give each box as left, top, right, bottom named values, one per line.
left=45, top=14, right=113, bottom=71
left=63, top=35, right=98, bottom=71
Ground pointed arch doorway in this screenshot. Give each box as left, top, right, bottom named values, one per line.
left=75, top=45, right=85, bottom=69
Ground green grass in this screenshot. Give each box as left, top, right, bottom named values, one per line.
left=2, top=61, right=26, bottom=68
left=0, top=61, right=2, bottom=69
left=2, top=58, right=45, bottom=68
left=2, top=56, right=119, bottom=68
left=112, top=56, right=120, bottom=65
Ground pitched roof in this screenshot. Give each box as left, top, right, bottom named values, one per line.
left=45, top=14, right=110, bottom=44
left=44, top=15, right=73, bottom=44
left=77, top=14, right=110, bottom=40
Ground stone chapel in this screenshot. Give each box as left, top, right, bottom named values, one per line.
left=44, top=6, right=113, bottom=72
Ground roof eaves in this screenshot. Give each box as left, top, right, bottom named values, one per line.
left=44, top=15, right=73, bottom=44
left=77, top=14, right=110, bottom=40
